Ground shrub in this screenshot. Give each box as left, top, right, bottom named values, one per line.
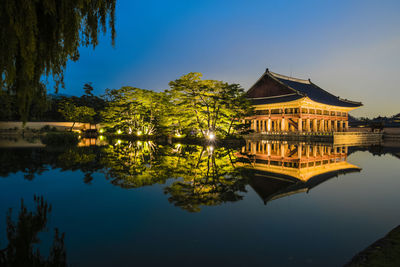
left=40, top=125, right=51, bottom=132
left=42, top=132, right=79, bottom=146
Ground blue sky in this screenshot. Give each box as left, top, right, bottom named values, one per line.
left=62, top=0, right=400, bottom=117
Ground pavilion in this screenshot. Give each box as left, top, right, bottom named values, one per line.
left=246, top=69, right=362, bottom=133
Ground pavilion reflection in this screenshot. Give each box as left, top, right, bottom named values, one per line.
left=238, top=140, right=361, bottom=204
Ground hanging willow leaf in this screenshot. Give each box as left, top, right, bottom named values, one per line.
left=0, top=0, right=116, bottom=122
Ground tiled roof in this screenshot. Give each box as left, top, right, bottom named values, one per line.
left=248, top=69, right=363, bottom=107
left=250, top=94, right=303, bottom=105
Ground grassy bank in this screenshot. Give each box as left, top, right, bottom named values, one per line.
left=345, top=225, right=400, bottom=266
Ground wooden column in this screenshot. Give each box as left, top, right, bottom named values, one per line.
left=313, top=119, right=318, bottom=132
left=297, top=145, right=302, bottom=158
left=267, top=119, right=271, bottom=132
left=298, top=118, right=303, bottom=132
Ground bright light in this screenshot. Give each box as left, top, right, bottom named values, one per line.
left=207, top=145, right=214, bottom=154
left=99, top=128, right=104, bottom=133
left=99, top=135, right=104, bottom=140
left=175, top=133, right=182, bottom=138
left=117, top=129, right=122, bottom=134
left=116, top=139, right=122, bottom=145
left=208, top=132, right=215, bottom=140
left=137, top=130, right=142, bottom=136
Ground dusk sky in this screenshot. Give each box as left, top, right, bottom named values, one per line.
left=62, top=0, right=400, bottom=118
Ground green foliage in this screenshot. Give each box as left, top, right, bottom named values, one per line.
left=0, top=0, right=116, bottom=122
left=167, top=72, right=253, bottom=138
left=102, top=87, right=167, bottom=135
left=58, top=99, right=95, bottom=130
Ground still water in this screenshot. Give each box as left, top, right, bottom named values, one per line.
left=0, top=137, right=399, bottom=266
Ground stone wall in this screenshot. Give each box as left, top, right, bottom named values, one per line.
left=333, top=132, right=382, bottom=145
left=0, top=121, right=100, bottom=131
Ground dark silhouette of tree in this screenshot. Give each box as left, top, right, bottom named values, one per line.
left=83, top=83, right=94, bottom=96
left=0, top=196, right=67, bottom=266
left=0, top=0, right=116, bottom=122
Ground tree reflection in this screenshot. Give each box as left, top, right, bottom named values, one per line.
left=163, top=144, right=249, bottom=212
left=0, top=140, right=251, bottom=212
left=100, top=139, right=172, bottom=188
left=0, top=196, right=66, bottom=266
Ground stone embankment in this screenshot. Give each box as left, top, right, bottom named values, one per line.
left=0, top=121, right=99, bottom=133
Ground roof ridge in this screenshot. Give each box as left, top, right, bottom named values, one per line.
left=337, top=97, right=363, bottom=105
left=269, top=71, right=310, bottom=84
left=265, top=70, right=305, bottom=97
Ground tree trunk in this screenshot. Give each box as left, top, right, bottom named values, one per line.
left=70, top=121, right=76, bottom=132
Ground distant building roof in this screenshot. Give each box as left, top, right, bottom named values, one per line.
left=247, top=69, right=363, bottom=108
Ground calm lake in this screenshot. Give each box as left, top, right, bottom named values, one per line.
left=1, top=137, right=399, bottom=266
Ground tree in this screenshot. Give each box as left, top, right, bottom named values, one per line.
left=83, top=83, right=94, bottom=96
left=79, top=83, right=106, bottom=125
left=0, top=0, right=116, bottom=122
left=168, top=72, right=253, bottom=138
left=102, top=87, right=167, bottom=135
left=58, top=100, right=95, bottom=131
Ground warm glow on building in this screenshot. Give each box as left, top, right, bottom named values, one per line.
left=245, top=69, right=363, bottom=133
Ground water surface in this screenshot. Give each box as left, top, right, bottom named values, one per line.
left=0, top=137, right=399, bottom=266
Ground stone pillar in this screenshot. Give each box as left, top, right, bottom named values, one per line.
left=267, top=119, right=271, bottom=132
left=334, top=120, right=338, bottom=132
left=267, top=143, right=271, bottom=156
left=321, top=119, right=325, bottom=132
left=306, top=119, right=311, bottom=132
left=281, top=118, right=285, bottom=132
left=339, top=121, right=343, bottom=132
left=328, top=120, right=332, bottom=132
left=345, top=121, right=349, bottom=131
left=306, top=145, right=310, bottom=158
left=298, top=118, right=303, bottom=132
left=280, top=143, right=285, bottom=157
